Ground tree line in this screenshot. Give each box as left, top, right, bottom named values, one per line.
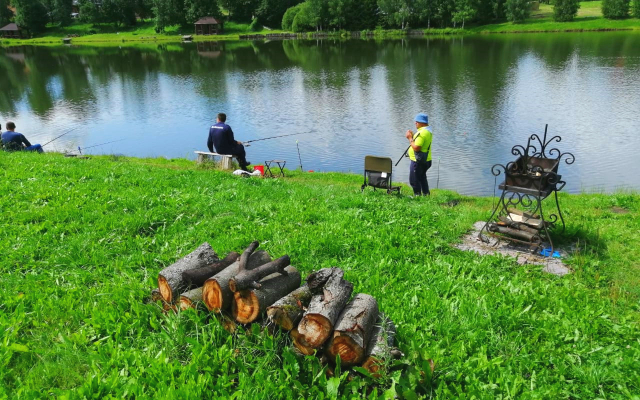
left=2, top=0, right=639, bottom=36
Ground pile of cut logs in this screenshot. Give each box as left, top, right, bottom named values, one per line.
left=487, top=208, right=548, bottom=244
left=151, top=241, right=400, bottom=373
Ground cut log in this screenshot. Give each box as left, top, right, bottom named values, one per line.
left=361, top=316, right=397, bottom=377
left=306, top=267, right=343, bottom=294
left=266, top=285, right=313, bottom=331
left=498, top=216, right=541, bottom=234
left=232, top=266, right=301, bottom=324
left=489, top=223, right=540, bottom=242
left=202, top=250, right=271, bottom=313
left=291, top=327, right=317, bottom=356
left=181, top=252, right=240, bottom=288
left=297, top=269, right=353, bottom=348
left=151, top=288, right=163, bottom=302
left=229, top=255, right=290, bottom=292
left=215, top=313, right=239, bottom=334
left=325, top=293, right=379, bottom=366
left=179, top=287, right=204, bottom=311
left=158, top=242, right=218, bottom=303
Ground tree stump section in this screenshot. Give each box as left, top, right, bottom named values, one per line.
left=306, top=267, right=343, bottom=294
left=291, top=327, right=317, bottom=356
left=361, top=316, right=397, bottom=376
left=232, top=266, right=301, bottom=324
left=297, top=268, right=353, bottom=348
left=158, top=242, right=218, bottom=303
left=202, top=250, right=271, bottom=313
left=229, top=255, right=291, bottom=292
left=182, top=252, right=240, bottom=288
left=326, top=293, right=379, bottom=366
left=266, top=285, right=313, bottom=331
left=179, top=287, right=204, bottom=311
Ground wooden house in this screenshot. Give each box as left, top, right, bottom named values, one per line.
left=0, top=23, right=22, bottom=39
left=194, top=17, right=223, bottom=35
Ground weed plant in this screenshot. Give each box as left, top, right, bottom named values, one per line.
left=0, top=152, right=638, bottom=398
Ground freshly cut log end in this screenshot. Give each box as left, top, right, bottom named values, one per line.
left=266, top=285, right=313, bottom=331
left=232, top=266, right=301, bottom=324
left=203, top=279, right=224, bottom=312
left=361, top=357, right=383, bottom=376
left=158, top=242, right=218, bottom=303
left=202, top=250, right=272, bottom=313
left=297, top=314, right=333, bottom=348
left=233, top=290, right=259, bottom=324
left=326, top=335, right=364, bottom=366
left=291, top=328, right=316, bottom=356
left=362, top=316, right=398, bottom=377
left=179, top=287, right=203, bottom=311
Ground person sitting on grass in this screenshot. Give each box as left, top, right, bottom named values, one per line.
left=1, top=122, right=44, bottom=153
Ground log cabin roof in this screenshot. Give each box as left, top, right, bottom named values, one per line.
left=194, top=17, right=221, bottom=25
left=0, top=23, right=20, bottom=32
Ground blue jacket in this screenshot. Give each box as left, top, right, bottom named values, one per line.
left=1, top=131, right=31, bottom=151
left=207, top=122, right=236, bottom=154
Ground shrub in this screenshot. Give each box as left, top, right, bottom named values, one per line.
left=505, top=0, right=531, bottom=22
left=632, top=0, right=640, bottom=17
left=602, top=0, right=630, bottom=18
left=282, top=3, right=303, bottom=31
left=553, top=0, right=580, bottom=21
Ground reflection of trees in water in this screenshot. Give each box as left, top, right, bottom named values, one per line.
left=1, top=34, right=639, bottom=119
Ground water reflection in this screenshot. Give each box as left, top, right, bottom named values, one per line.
left=1, top=33, right=639, bottom=195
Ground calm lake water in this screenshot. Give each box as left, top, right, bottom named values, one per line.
left=2, top=33, right=639, bottom=195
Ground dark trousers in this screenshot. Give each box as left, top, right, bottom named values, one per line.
left=409, top=160, right=432, bottom=196
left=219, top=144, right=249, bottom=171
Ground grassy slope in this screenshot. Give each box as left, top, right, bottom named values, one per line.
left=1, top=152, right=638, bottom=398
left=2, top=2, right=640, bottom=46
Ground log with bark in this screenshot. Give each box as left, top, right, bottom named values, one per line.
left=266, top=285, right=313, bottom=331
left=297, top=268, right=353, bottom=348
left=229, top=255, right=291, bottom=292
left=232, top=266, right=301, bottom=324
left=325, top=293, right=379, bottom=366
left=215, top=313, right=239, bottom=334
left=305, top=267, right=343, bottom=294
left=158, top=242, right=218, bottom=303
left=489, top=223, right=540, bottom=242
left=202, top=250, right=272, bottom=313
left=179, top=287, right=204, bottom=311
left=361, top=316, right=397, bottom=377
left=181, top=252, right=240, bottom=288
left=498, top=216, right=541, bottom=234
left=151, top=288, right=163, bottom=303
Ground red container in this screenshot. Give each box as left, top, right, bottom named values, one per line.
left=253, top=165, right=264, bottom=176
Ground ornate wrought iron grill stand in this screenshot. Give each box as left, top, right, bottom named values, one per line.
left=479, top=125, right=575, bottom=255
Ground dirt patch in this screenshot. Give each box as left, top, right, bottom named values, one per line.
left=611, top=206, right=629, bottom=214
left=455, top=221, right=572, bottom=276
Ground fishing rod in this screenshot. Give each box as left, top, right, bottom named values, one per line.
left=77, top=139, right=126, bottom=153
left=242, top=132, right=303, bottom=145
left=395, top=145, right=411, bottom=167
left=296, top=139, right=303, bottom=171
left=41, top=128, right=79, bottom=147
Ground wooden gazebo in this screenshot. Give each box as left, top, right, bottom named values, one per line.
left=194, top=17, right=223, bottom=35
left=0, top=23, right=22, bottom=39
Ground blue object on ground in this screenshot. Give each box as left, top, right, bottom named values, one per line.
left=540, top=247, right=561, bottom=258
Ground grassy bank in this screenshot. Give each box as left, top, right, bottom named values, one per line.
left=2, top=2, right=640, bottom=46
left=1, top=152, right=638, bottom=398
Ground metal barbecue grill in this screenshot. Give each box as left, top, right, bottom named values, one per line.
left=479, top=125, right=575, bottom=255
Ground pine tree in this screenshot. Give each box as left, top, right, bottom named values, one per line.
left=553, top=0, right=579, bottom=21
left=602, top=0, right=630, bottom=18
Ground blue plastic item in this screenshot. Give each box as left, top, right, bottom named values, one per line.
left=540, top=247, right=561, bottom=258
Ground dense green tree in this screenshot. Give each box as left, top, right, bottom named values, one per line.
left=184, top=0, right=221, bottom=24
left=224, top=0, right=259, bottom=22
left=602, top=0, right=630, bottom=17
left=348, top=0, right=378, bottom=29
left=307, top=0, right=329, bottom=30
left=51, top=0, right=73, bottom=26
left=152, top=0, right=183, bottom=31
left=282, top=3, right=303, bottom=30
left=328, top=0, right=349, bottom=29
left=633, top=0, right=640, bottom=17
left=0, top=0, right=14, bottom=27
left=135, top=0, right=154, bottom=21
left=291, top=1, right=314, bottom=31
left=413, top=0, right=437, bottom=28
left=553, top=0, right=579, bottom=21
left=101, top=0, right=137, bottom=26
left=77, top=0, right=102, bottom=23
left=13, top=0, right=48, bottom=34
left=255, top=0, right=302, bottom=28
left=505, top=0, right=530, bottom=22
left=378, top=0, right=415, bottom=28
left=452, top=0, right=475, bottom=27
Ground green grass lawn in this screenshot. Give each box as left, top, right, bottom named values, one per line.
left=1, top=152, right=639, bottom=398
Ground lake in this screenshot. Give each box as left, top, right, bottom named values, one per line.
left=1, top=33, right=639, bottom=196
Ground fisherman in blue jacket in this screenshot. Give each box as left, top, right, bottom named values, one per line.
left=207, top=113, right=250, bottom=171
left=1, top=122, right=43, bottom=152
